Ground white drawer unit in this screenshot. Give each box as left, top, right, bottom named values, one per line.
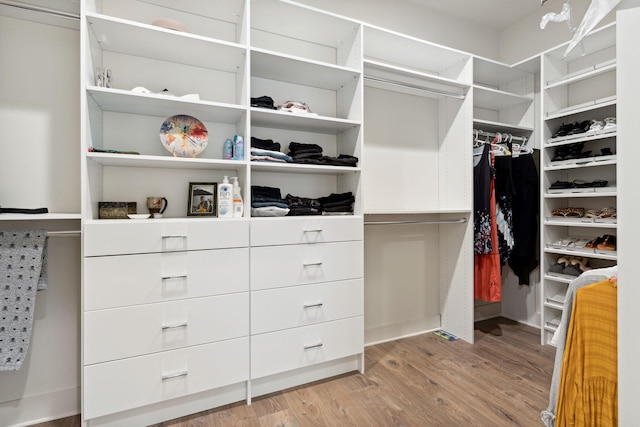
left=84, top=248, right=249, bottom=310
left=251, top=316, right=364, bottom=380
left=83, top=337, right=250, bottom=420
left=250, top=240, right=363, bottom=291
left=250, top=216, right=363, bottom=246
left=84, top=293, right=249, bottom=365
left=84, top=218, right=249, bottom=256
left=251, top=278, right=363, bottom=334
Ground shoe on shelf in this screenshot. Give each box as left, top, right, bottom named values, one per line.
left=588, top=120, right=605, bottom=132
left=603, top=117, right=617, bottom=132
left=566, top=120, right=592, bottom=136
left=596, top=234, right=617, bottom=251
left=552, top=123, right=574, bottom=138
left=595, top=147, right=614, bottom=157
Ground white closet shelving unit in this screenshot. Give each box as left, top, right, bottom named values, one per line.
left=80, top=0, right=363, bottom=425
left=471, top=56, right=538, bottom=322
left=361, top=24, right=475, bottom=344
left=540, top=23, right=617, bottom=345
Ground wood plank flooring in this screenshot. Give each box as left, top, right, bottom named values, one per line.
left=32, top=318, right=555, bottom=427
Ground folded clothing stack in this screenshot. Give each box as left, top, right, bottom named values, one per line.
left=251, top=95, right=277, bottom=110
left=251, top=136, right=281, bottom=152
left=286, top=194, right=322, bottom=216
left=318, top=192, right=355, bottom=214
left=287, top=142, right=358, bottom=167
left=250, top=137, right=291, bottom=163
left=251, top=185, right=289, bottom=217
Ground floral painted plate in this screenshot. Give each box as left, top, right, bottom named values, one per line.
left=159, top=114, right=208, bottom=157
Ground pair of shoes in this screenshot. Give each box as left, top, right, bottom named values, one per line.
left=603, top=117, right=616, bottom=132
left=585, top=234, right=617, bottom=251
left=551, top=237, right=590, bottom=249
left=551, top=207, right=585, bottom=218
left=548, top=256, right=590, bottom=277
left=585, top=207, right=616, bottom=219
left=572, top=179, right=608, bottom=188
left=594, top=147, right=614, bottom=157
left=551, top=143, right=590, bottom=161
left=566, top=120, right=592, bottom=136
left=588, top=120, right=605, bottom=132
left=552, top=123, right=575, bottom=138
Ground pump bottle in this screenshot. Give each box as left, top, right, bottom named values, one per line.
left=217, top=176, right=233, bottom=218
left=231, top=177, right=244, bottom=217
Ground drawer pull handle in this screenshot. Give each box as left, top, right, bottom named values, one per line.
left=162, top=235, right=187, bottom=239
left=162, top=322, right=188, bottom=330
left=303, top=262, right=323, bottom=267
left=303, top=228, right=323, bottom=233
left=304, top=342, right=323, bottom=350
left=162, top=370, right=188, bottom=381
left=162, top=275, right=187, bottom=280
left=303, top=302, right=323, bottom=309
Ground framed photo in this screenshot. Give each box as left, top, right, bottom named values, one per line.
left=187, top=182, right=217, bottom=216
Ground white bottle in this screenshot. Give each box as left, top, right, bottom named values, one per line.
left=217, top=176, right=233, bottom=218
left=231, top=177, right=244, bottom=217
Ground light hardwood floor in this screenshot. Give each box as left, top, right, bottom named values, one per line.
left=34, top=318, right=555, bottom=427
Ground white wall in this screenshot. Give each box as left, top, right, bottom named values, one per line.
left=294, top=0, right=500, bottom=59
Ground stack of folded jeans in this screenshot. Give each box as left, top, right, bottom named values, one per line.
left=250, top=148, right=292, bottom=163
left=251, top=186, right=289, bottom=217
left=319, top=192, right=355, bottom=214
left=287, top=142, right=359, bottom=167
left=285, top=194, right=322, bottom=216
left=251, top=136, right=281, bottom=152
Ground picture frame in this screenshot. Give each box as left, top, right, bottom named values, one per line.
left=187, top=182, right=217, bottom=216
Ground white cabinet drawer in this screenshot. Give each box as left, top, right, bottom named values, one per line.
left=83, top=337, right=249, bottom=420
left=250, top=216, right=363, bottom=246
left=84, top=293, right=249, bottom=365
left=84, top=248, right=249, bottom=310
left=251, top=279, right=363, bottom=334
left=84, top=218, right=248, bottom=256
left=251, top=316, right=363, bottom=379
left=250, top=241, right=363, bottom=290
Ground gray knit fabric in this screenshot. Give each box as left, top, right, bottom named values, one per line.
left=540, top=272, right=610, bottom=427
left=0, top=230, right=48, bottom=371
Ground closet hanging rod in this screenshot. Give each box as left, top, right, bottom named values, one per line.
left=474, top=129, right=528, bottom=144
left=47, top=230, right=81, bottom=237
left=0, top=1, right=80, bottom=20
left=364, top=75, right=466, bottom=100
left=364, top=218, right=467, bottom=225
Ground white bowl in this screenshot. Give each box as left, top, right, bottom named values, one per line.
left=127, top=214, right=151, bottom=219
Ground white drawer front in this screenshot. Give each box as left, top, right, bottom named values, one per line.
left=250, top=241, right=363, bottom=291
left=84, top=293, right=249, bottom=365
left=251, top=279, right=363, bottom=334
left=84, top=248, right=249, bottom=310
left=250, top=216, right=363, bottom=246
left=251, top=316, right=363, bottom=379
left=84, top=218, right=248, bottom=256
left=83, top=337, right=249, bottom=420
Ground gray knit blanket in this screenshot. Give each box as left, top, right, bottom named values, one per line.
left=0, top=230, right=48, bottom=371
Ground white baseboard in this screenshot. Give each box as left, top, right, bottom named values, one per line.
left=364, top=315, right=441, bottom=346
left=0, top=387, right=79, bottom=427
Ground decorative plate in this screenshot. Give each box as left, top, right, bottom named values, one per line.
left=159, top=114, right=208, bottom=158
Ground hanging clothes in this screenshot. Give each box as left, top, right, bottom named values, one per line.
left=555, top=278, right=618, bottom=427
left=474, top=140, right=501, bottom=302
left=494, top=150, right=516, bottom=266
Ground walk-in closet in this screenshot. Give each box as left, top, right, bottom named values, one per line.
left=1, top=0, right=639, bottom=426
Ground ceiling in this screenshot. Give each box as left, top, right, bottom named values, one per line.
left=408, top=0, right=549, bottom=30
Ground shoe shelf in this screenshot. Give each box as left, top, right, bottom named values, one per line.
left=544, top=315, right=561, bottom=332
left=545, top=59, right=616, bottom=90
left=544, top=290, right=567, bottom=310
left=544, top=131, right=617, bottom=147
left=545, top=157, right=616, bottom=171
left=546, top=97, right=617, bottom=120
left=544, top=247, right=617, bottom=261
left=544, top=274, right=574, bottom=285
left=544, top=218, right=617, bottom=228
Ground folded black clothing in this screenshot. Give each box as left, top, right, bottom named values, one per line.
left=292, top=152, right=324, bottom=160
left=251, top=96, right=277, bottom=109
left=288, top=141, right=323, bottom=155
left=322, top=199, right=354, bottom=209
left=318, top=192, right=354, bottom=205
left=287, top=206, right=322, bottom=216
left=252, top=185, right=283, bottom=202
left=285, top=194, right=322, bottom=209
left=251, top=136, right=281, bottom=152
left=323, top=154, right=358, bottom=167
left=323, top=205, right=353, bottom=213
left=0, top=207, right=49, bottom=214
left=290, top=158, right=325, bottom=165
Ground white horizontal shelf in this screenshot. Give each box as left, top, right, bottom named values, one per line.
left=473, top=57, right=534, bottom=89
left=129, top=0, right=245, bottom=25
left=544, top=274, right=574, bottom=284
left=543, top=316, right=561, bottom=332
left=544, top=131, right=617, bottom=147
left=86, top=152, right=246, bottom=170
left=0, top=213, right=81, bottom=221
left=544, top=291, right=566, bottom=310
left=544, top=219, right=617, bottom=229
left=250, top=108, right=360, bottom=134
left=473, top=119, right=533, bottom=135
left=250, top=162, right=360, bottom=175
left=363, top=59, right=469, bottom=99
left=544, top=247, right=617, bottom=261
left=252, top=49, right=360, bottom=90
left=251, top=0, right=360, bottom=51
left=545, top=187, right=617, bottom=198
left=363, top=24, right=471, bottom=80
left=473, top=85, right=533, bottom=110
left=545, top=97, right=616, bottom=120
left=545, top=157, right=616, bottom=171
left=86, top=13, right=247, bottom=72
left=364, top=210, right=471, bottom=215
left=545, top=60, right=616, bottom=89
left=87, top=87, right=246, bottom=123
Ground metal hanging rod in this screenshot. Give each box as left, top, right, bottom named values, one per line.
left=0, top=1, right=80, bottom=20
left=364, top=75, right=466, bottom=100
left=474, top=129, right=528, bottom=144
left=364, top=218, right=467, bottom=226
